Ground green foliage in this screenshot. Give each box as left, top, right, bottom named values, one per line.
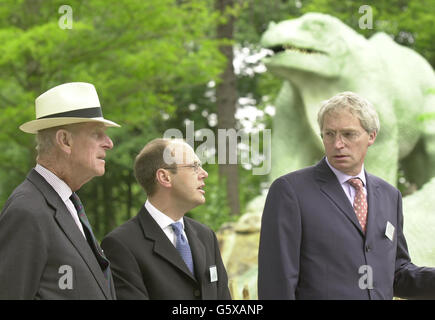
left=301, top=0, right=435, bottom=68
left=187, top=164, right=235, bottom=231
left=0, top=0, right=226, bottom=237
left=1, top=0, right=434, bottom=237
left=235, top=0, right=303, bottom=44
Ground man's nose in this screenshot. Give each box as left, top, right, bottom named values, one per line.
left=199, top=166, right=208, bottom=179
left=103, top=134, right=114, bottom=150
left=334, top=134, right=345, bottom=148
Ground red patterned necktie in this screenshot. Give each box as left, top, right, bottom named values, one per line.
left=347, top=178, right=367, bottom=233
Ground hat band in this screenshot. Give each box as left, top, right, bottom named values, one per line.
left=37, top=107, right=103, bottom=119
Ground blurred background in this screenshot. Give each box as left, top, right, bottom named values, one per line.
left=0, top=0, right=434, bottom=298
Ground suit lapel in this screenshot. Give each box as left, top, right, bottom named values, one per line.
left=364, top=172, right=380, bottom=239
left=27, top=169, right=112, bottom=299
left=315, top=158, right=364, bottom=235
left=184, top=218, right=207, bottom=284
left=137, top=207, right=197, bottom=282
left=53, top=208, right=112, bottom=299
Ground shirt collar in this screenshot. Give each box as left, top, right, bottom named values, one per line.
left=325, top=157, right=366, bottom=186
left=34, top=164, right=73, bottom=202
left=145, top=199, right=184, bottom=230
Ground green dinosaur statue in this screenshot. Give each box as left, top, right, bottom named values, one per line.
left=261, top=12, right=435, bottom=187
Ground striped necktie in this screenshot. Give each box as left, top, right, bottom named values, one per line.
left=70, top=192, right=111, bottom=281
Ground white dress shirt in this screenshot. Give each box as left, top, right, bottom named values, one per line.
left=325, top=157, right=367, bottom=205
left=34, top=164, right=86, bottom=239
left=145, top=200, right=188, bottom=247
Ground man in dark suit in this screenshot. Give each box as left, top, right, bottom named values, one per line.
left=0, top=82, right=120, bottom=299
left=101, top=138, right=231, bottom=299
left=258, top=91, right=435, bottom=299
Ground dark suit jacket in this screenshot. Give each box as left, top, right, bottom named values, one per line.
left=258, top=158, right=435, bottom=299
left=101, top=206, right=231, bottom=300
left=0, top=169, right=116, bottom=299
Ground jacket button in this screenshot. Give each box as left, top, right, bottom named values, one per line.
left=194, top=290, right=200, bottom=297
left=366, top=245, right=371, bottom=252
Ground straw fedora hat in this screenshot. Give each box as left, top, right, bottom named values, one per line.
left=19, top=82, right=121, bottom=134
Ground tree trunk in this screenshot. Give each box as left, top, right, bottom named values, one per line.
left=126, top=171, right=133, bottom=221
left=102, top=175, right=115, bottom=237
left=215, top=0, right=240, bottom=216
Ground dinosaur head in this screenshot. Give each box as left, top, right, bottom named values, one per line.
left=261, top=13, right=353, bottom=79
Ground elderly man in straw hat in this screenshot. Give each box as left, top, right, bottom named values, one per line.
left=0, top=82, right=120, bottom=299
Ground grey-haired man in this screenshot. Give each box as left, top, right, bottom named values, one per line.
left=258, top=91, right=435, bottom=300
left=0, top=82, right=120, bottom=299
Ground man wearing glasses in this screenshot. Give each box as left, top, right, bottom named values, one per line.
left=258, top=91, right=435, bottom=299
left=101, top=138, right=231, bottom=299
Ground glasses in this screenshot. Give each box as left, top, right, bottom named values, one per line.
left=162, top=162, right=203, bottom=173
left=321, top=130, right=365, bottom=144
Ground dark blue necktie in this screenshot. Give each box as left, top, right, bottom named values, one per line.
left=171, top=222, right=194, bottom=275
left=70, top=192, right=111, bottom=282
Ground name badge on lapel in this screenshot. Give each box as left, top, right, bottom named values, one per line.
left=209, top=265, right=218, bottom=282
left=385, top=221, right=395, bottom=241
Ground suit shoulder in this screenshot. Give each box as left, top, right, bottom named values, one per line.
left=0, top=180, right=54, bottom=237
left=103, top=215, right=141, bottom=243
left=367, top=173, right=400, bottom=194
left=1, top=179, right=50, bottom=218
left=271, top=165, right=315, bottom=187
left=6, top=178, right=44, bottom=201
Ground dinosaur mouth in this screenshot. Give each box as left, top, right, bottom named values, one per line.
left=268, top=44, right=327, bottom=55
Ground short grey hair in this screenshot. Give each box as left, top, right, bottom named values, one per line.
left=35, top=127, right=61, bottom=156
left=317, top=91, right=380, bottom=134
left=35, top=123, right=84, bottom=157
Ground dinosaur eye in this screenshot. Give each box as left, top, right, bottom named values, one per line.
left=302, top=20, right=325, bottom=33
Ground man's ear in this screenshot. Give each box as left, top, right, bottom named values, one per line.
left=55, top=129, right=73, bottom=155
left=155, top=168, right=172, bottom=189
left=368, top=131, right=377, bottom=147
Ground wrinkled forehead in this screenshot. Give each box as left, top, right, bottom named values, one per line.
left=164, top=141, right=199, bottom=165
left=67, top=121, right=107, bottom=133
